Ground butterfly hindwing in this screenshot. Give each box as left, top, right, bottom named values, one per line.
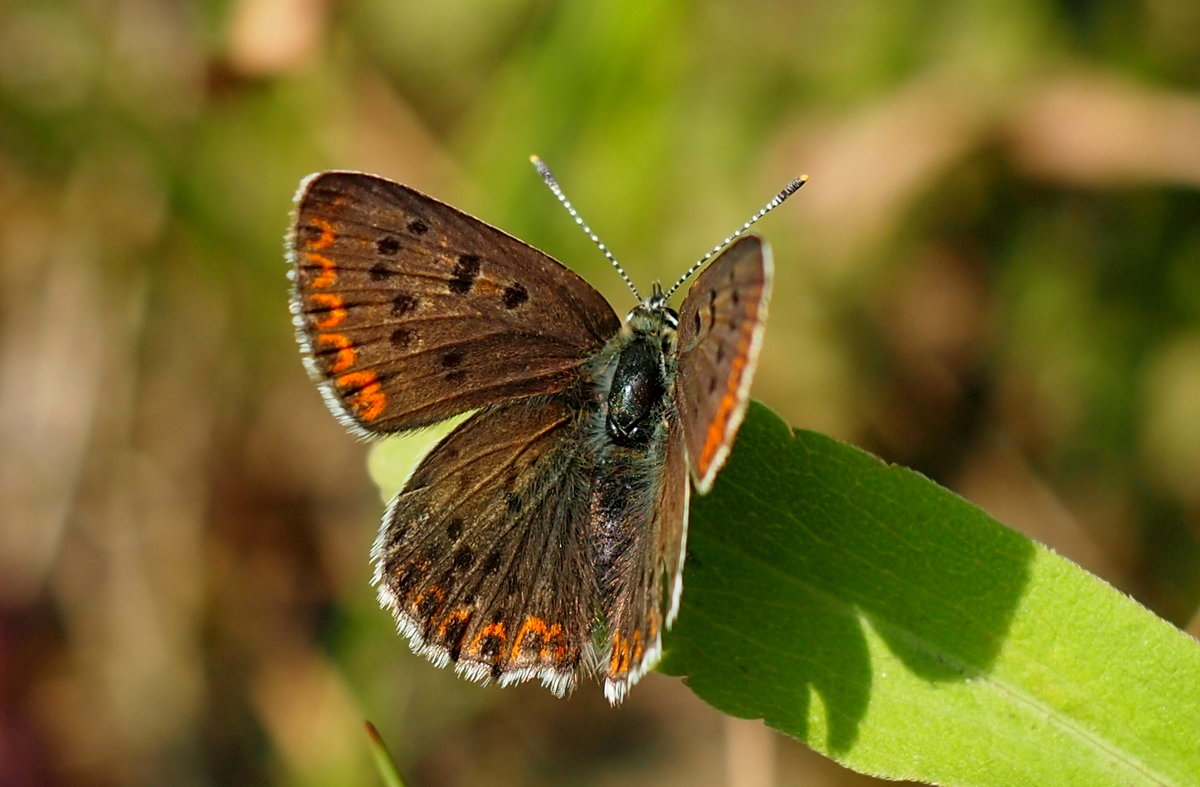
left=288, top=171, right=621, bottom=436
left=675, top=235, right=771, bottom=493
left=599, top=414, right=689, bottom=703
left=373, top=394, right=599, bottom=695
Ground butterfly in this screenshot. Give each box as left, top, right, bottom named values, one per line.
left=287, top=158, right=804, bottom=703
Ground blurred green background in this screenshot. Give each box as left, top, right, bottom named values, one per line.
left=2, top=0, right=1199, bottom=784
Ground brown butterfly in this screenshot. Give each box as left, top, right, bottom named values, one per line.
left=287, top=159, right=804, bottom=703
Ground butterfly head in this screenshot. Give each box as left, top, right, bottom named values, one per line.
left=624, top=281, right=679, bottom=348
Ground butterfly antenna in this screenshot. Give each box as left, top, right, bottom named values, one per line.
left=531, top=155, right=642, bottom=302
left=663, top=175, right=808, bottom=300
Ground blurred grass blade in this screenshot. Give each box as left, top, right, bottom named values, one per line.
left=659, top=402, right=1200, bottom=786
left=364, top=722, right=406, bottom=787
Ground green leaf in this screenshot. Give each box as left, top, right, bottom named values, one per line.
left=363, top=722, right=406, bottom=787
left=659, top=401, right=1200, bottom=786
left=368, top=416, right=466, bottom=504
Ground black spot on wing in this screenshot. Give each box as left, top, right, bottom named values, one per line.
left=449, top=255, right=481, bottom=294
left=480, top=632, right=504, bottom=658
left=391, top=327, right=414, bottom=348
left=299, top=224, right=325, bottom=245
left=452, top=546, right=474, bottom=571
left=482, top=551, right=502, bottom=575
left=502, top=283, right=528, bottom=309
left=392, top=293, right=418, bottom=315
left=445, top=616, right=469, bottom=661
left=418, top=593, right=441, bottom=617
left=394, top=564, right=423, bottom=595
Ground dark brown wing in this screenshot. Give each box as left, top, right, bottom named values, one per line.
left=675, top=235, right=771, bottom=493
left=288, top=171, right=621, bottom=436
left=599, top=416, right=690, bottom=704
left=372, top=395, right=599, bottom=696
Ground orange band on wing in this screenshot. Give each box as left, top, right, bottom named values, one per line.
left=544, top=623, right=567, bottom=661
left=317, top=332, right=355, bottom=372
left=309, top=292, right=347, bottom=329
left=698, top=339, right=750, bottom=472
left=609, top=632, right=631, bottom=675
left=335, top=370, right=386, bottom=421
left=305, top=217, right=336, bottom=250
left=306, top=252, right=337, bottom=288
left=439, top=609, right=471, bottom=638
left=511, top=616, right=548, bottom=660
left=469, top=621, right=508, bottom=656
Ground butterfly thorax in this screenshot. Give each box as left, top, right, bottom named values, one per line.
left=604, top=300, right=678, bottom=448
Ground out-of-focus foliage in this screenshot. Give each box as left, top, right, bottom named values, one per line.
left=0, top=0, right=1196, bottom=785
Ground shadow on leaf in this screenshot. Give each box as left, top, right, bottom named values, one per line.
left=659, top=401, right=1034, bottom=754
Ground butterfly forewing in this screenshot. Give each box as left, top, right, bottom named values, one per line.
left=288, top=171, right=621, bottom=436
left=374, top=396, right=598, bottom=695
left=675, top=236, right=771, bottom=493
